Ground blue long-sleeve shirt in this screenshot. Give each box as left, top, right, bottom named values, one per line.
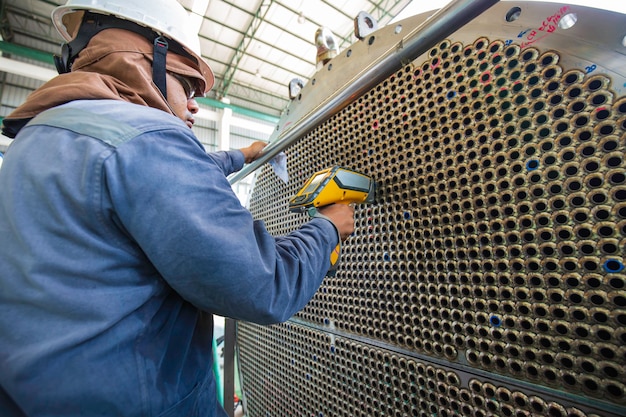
left=0, top=100, right=338, bottom=417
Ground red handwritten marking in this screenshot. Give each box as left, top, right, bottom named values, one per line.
left=520, top=5, right=571, bottom=49
left=521, top=32, right=549, bottom=48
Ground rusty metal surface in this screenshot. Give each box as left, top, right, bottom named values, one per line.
left=238, top=2, right=626, bottom=416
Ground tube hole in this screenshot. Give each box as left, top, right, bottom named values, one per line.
left=604, top=259, right=625, bottom=273
left=505, top=7, right=522, bottom=22
left=558, top=13, right=578, bottom=30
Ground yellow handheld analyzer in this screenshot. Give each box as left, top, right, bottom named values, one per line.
left=289, top=166, right=376, bottom=212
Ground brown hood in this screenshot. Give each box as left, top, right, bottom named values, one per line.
left=2, top=29, right=206, bottom=138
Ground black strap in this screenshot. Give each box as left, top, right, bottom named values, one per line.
left=54, top=12, right=106, bottom=74
left=152, top=36, right=168, bottom=99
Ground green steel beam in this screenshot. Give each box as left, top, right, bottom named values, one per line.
left=198, top=5, right=312, bottom=71
left=371, top=0, right=409, bottom=22
left=222, top=0, right=313, bottom=50
left=0, top=41, right=55, bottom=65
left=198, top=97, right=279, bottom=124
left=201, top=31, right=305, bottom=92
left=220, top=0, right=274, bottom=98
left=0, top=42, right=280, bottom=124
left=275, top=0, right=354, bottom=51
left=0, top=98, right=277, bottom=125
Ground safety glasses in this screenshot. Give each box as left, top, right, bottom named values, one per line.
left=171, top=73, right=198, bottom=99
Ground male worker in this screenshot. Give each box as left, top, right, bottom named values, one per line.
left=0, top=1, right=355, bottom=416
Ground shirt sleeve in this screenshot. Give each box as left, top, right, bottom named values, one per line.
left=206, top=149, right=245, bottom=177
left=102, top=127, right=337, bottom=324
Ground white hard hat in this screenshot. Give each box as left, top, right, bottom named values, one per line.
left=51, top=0, right=214, bottom=92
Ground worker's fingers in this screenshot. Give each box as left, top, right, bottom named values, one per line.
left=317, top=204, right=355, bottom=241
left=241, top=141, right=268, bottom=163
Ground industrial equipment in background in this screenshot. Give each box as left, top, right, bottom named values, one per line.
left=234, top=1, right=626, bottom=417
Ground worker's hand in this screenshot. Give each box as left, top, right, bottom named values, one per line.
left=318, top=204, right=355, bottom=242
left=240, top=141, right=267, bottom=163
